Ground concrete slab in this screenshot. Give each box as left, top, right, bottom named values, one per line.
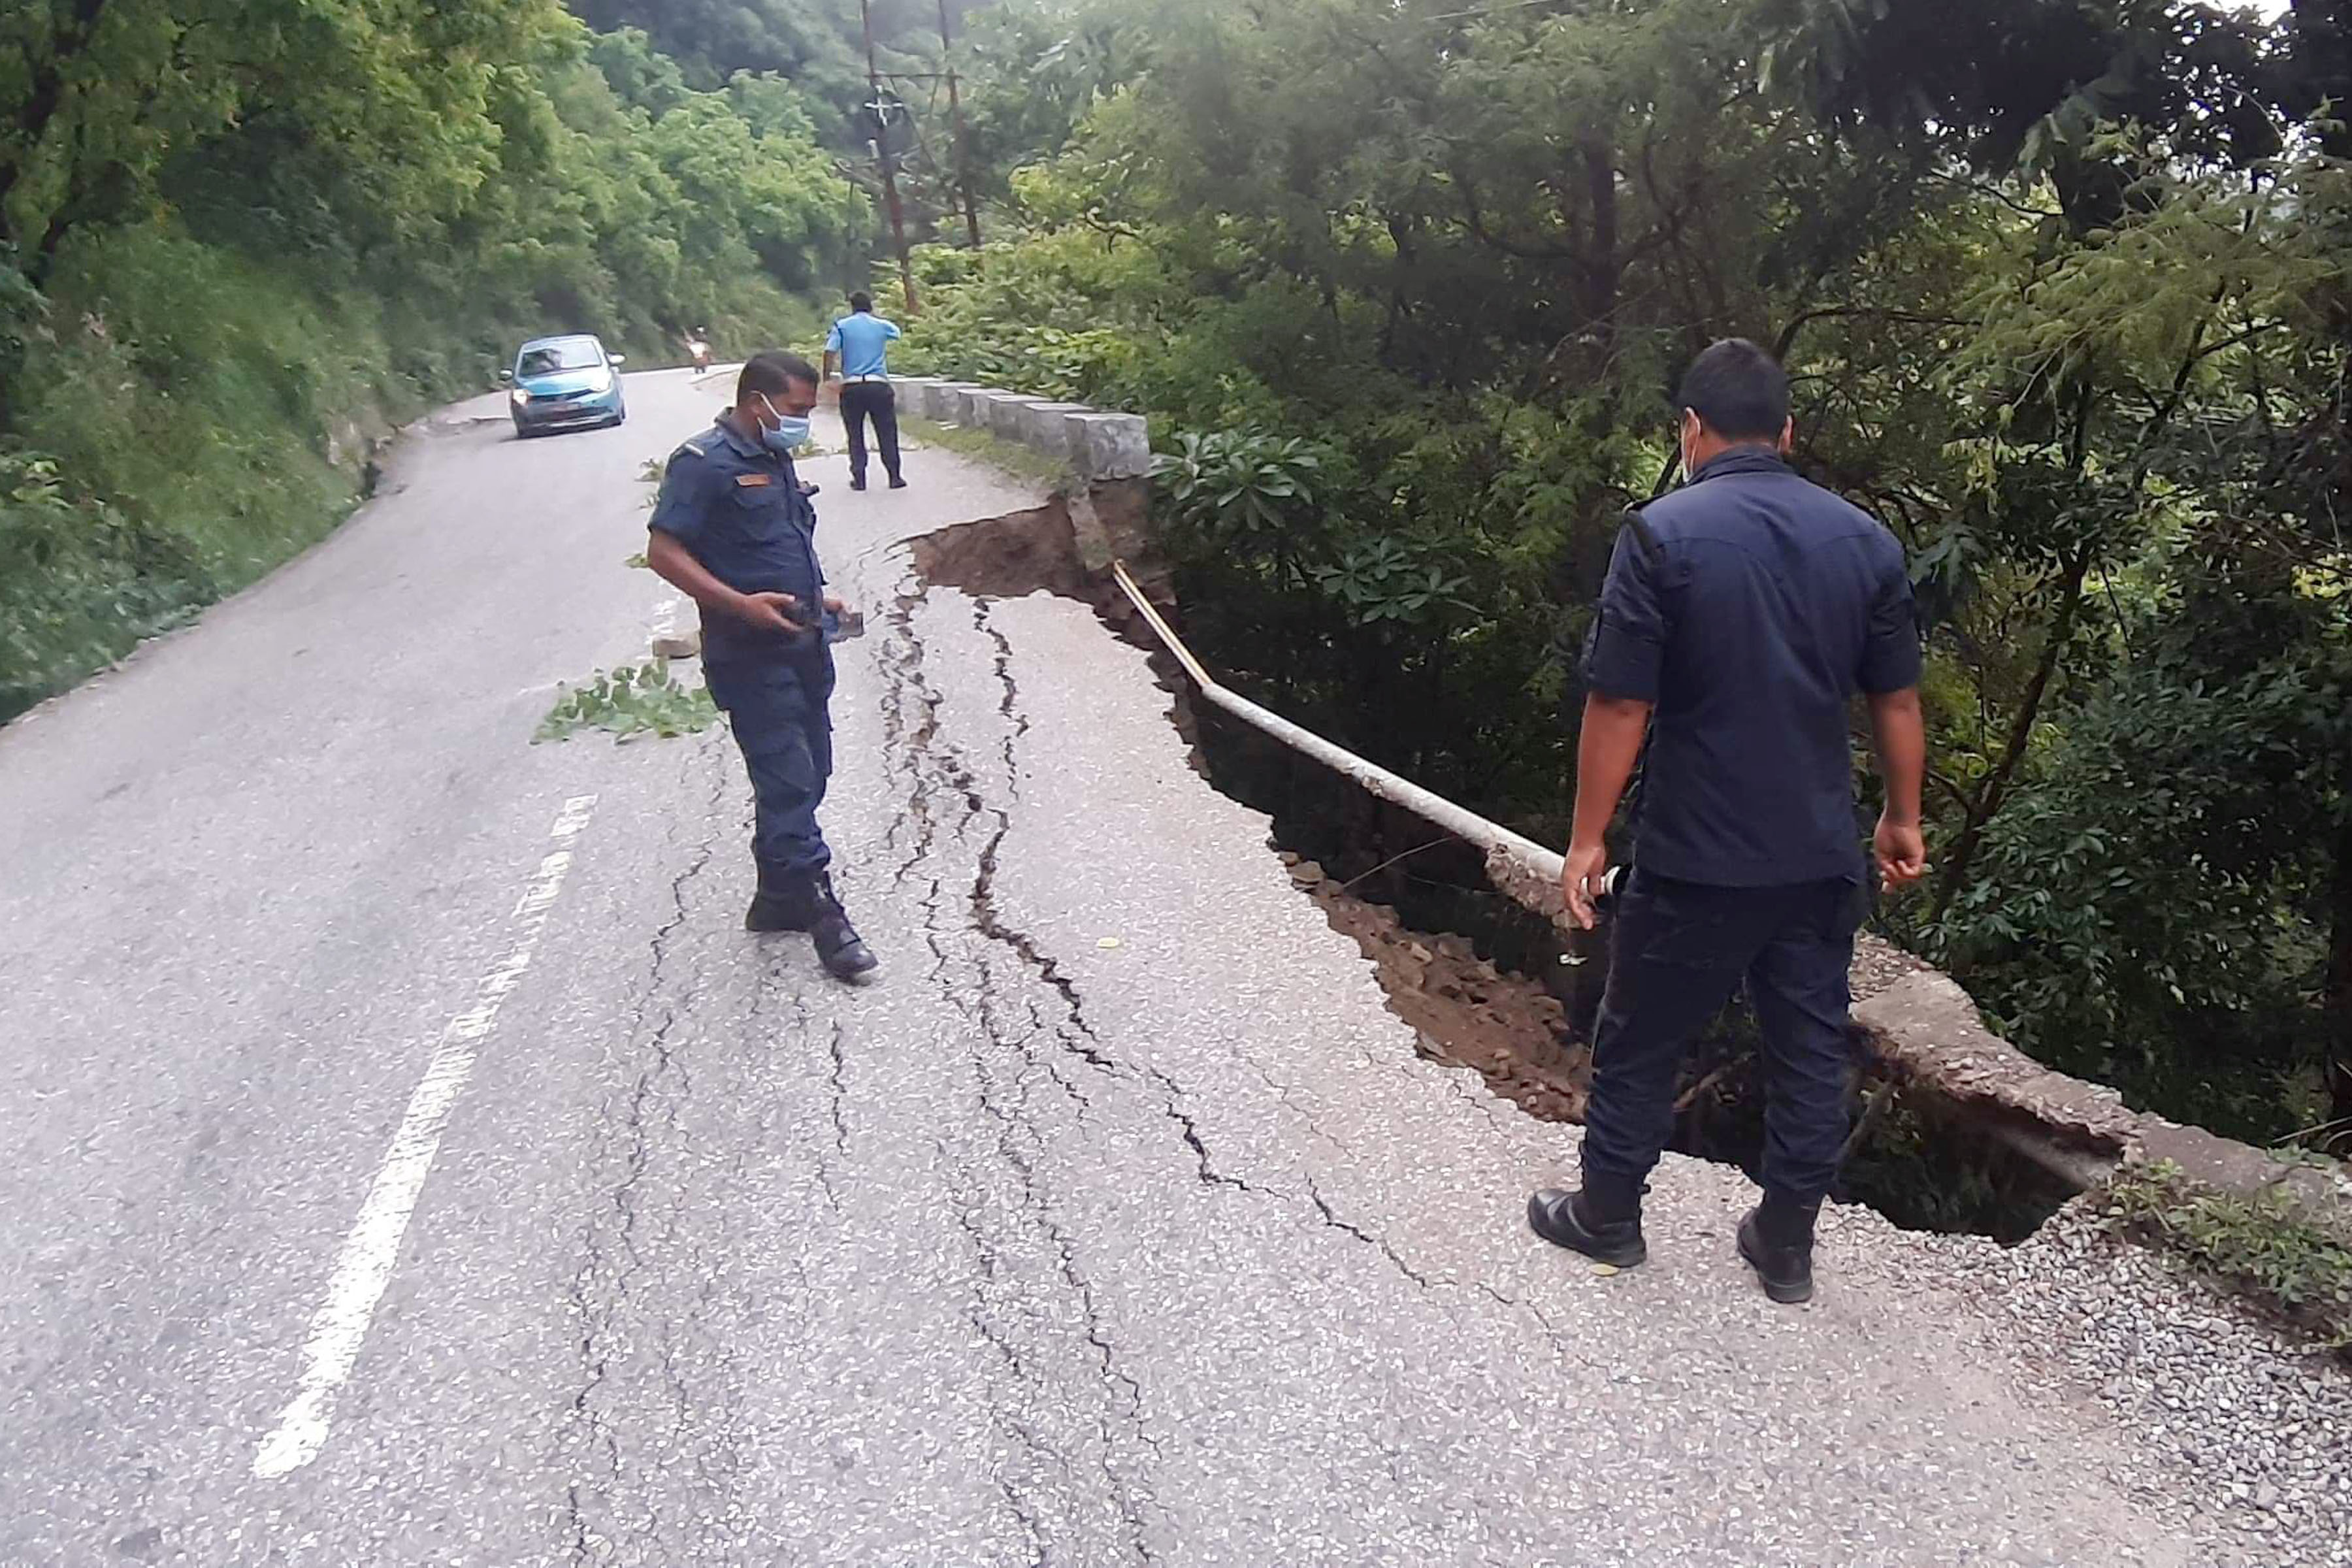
left=978, top=391, right=1051, bottom=439
left=942, top=384, right=994, bottom=427
left=1071, top=410, right=1151, bottom=480
left=892, top=376, right=946, bottom=419
left=1015, top=401, right=1096, bottom=458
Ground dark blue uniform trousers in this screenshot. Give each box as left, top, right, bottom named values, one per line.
left=706, top=653, right=835, bottom=879
left=1581, top=870, right=1863, bottom=1202
left=840, top=382, right=902, bottom=485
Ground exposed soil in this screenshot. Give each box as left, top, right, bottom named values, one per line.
left=909, top=498, right=1095, bottom=602
left=1280, top=852, right=1591, bottom=1122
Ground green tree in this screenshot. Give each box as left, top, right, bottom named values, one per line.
left=919, top=0, right=2352, bottom=1147
left=1, top=4, right=862, bottom=719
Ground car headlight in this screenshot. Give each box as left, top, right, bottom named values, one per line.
left=582, top=368, right=614, bottom=393
left=511, top=388, right=532, bottom=406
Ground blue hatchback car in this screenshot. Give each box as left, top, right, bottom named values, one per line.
left=503, top=334, right=627, bottom=436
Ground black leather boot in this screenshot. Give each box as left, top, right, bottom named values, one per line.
left=745, top=868, right=818, bottom=932
left=1526, top=1173, right=1647, bottom=1267
left=808, top=873, right=878, bottom=981
left=1737, top=1192, right=1822, bottom=1304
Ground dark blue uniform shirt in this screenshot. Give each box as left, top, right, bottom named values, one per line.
left=647, top=414, right=826, bottom=666
left=1583, top=448, right=1921, bottom=887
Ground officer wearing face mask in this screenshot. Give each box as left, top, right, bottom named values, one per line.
left=645, top=351, right=878, bottom=980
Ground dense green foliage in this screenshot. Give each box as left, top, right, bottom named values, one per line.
left=1, top=1, right=862, bottom=717
left=891, top=0, right=2352, bottom=1148
left=566, top=0, right=991, bottom=249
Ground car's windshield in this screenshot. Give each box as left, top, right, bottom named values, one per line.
left=517, top=339, right=602, bottom=377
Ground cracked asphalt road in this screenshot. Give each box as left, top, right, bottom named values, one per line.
left=0, top=368, right=2268, bottom=1565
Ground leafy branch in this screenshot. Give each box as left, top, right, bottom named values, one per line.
left=534, top=659, right=717, bottom=743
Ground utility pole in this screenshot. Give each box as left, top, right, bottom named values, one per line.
left=860, top=0, right=919, bottom=317
left=938, top=0, right=984, bottom=259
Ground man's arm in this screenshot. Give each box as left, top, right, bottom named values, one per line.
left=645, top=530, right=805, bottom=635
left=822, top=349, right=840, bottom=381
left=1867, top=687, right=1928, bottom=890
left=822, top=321, right=843, bottom=382
left=1563, top=694, right=1652, bottom=928
left=1563, top=517, right=1671, bottom=928
left=1858, top=546, right=1928, bottom=891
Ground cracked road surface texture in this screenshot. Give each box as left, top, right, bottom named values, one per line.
left=0, top=368, right=2309, bottom=1567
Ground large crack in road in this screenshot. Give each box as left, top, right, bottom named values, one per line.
left=531, top=491, right=2259, bottom=1567
left=881, top=578, right=1160, bottom=1563
left=863, top=568, right=1518, bottom=1557
left=564, top=749, right=743, bottom=1564
left=894, top=563, right=1471, bottom=1299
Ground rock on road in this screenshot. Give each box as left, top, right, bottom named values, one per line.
left=0, top=368, right=2340, bottom=1567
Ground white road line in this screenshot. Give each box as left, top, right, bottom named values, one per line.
left=253, top=794, right=598, bottom=1479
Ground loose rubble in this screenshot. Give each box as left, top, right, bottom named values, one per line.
left=1919, top=1206, right=2352, bottom=1566
left=1282, top=851, right=1588, bottom=1121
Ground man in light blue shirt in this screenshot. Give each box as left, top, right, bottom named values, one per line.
left=823, top=291, right=906, bottom=491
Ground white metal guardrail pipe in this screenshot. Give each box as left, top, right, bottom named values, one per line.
left=1111, top=560, right=1567, bottom=888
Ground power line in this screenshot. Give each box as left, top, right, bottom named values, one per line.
left=1413, top=0, right=1571, bottom=23
left=860, top=0, right=919, bottom=316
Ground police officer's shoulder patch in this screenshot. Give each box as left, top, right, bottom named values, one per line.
left=679, top=438, right=710, bottom=459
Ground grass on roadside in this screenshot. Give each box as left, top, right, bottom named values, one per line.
left=2100, top=1159, right=2352, bottom=1352
left=900, top=415, right=1074, bottom=486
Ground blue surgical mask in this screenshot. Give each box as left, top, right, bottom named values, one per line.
left=759, top=395, right=810, bottom=455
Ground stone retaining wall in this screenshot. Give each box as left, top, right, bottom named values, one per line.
left=1852, top=933, right=2352, bottom=1241
left=890, top=377, right=1151, bottom=482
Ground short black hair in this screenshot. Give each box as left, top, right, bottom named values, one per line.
left=738, top=351, right=819, bottom=402
left=1676, top=338, right=1788, bottom=441
left=849, top=291, right=874, bottom=314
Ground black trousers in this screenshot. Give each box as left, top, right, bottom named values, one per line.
left=840, top=381, right=902, bottom=483
left=704, top=654, right=836, bottom=879
left=1580, top=870, right=1864, bottom=1202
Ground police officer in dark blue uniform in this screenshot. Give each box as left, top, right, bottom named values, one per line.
left=645, top=351, right=878, bottom=981
left=1527, top=339, right=1928, bottom=1303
